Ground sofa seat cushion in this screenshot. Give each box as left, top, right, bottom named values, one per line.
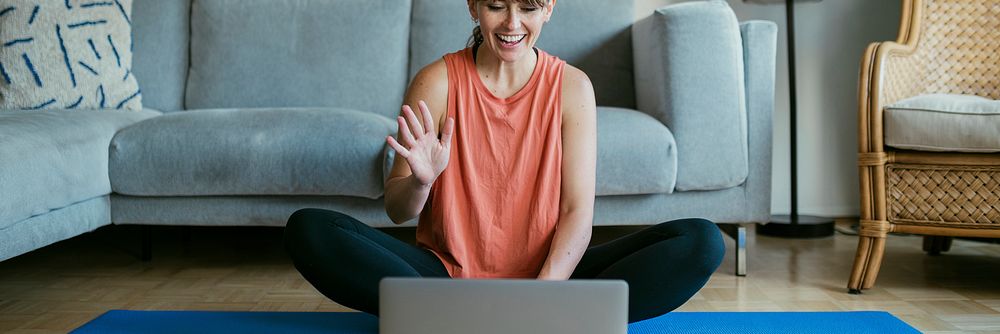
left=886, top=94, right=1000, bottom=152
left=383, top=107, right=676, bottom=196
left=596, top=107, right=677, bottom=195
left=0, top=109, right=161, bottom=228
left=109, top=108, right=395, bottom=199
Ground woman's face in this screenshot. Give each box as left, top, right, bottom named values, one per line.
left=469, top=0, right=554, bottom=63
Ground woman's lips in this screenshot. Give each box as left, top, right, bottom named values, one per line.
left=495, top=33, right=526, bottom=48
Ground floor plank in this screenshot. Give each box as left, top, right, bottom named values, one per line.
left=1, top=220, right=999, bottom=333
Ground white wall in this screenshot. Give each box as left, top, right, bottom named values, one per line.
left=633, top=0, right=900, bottom=218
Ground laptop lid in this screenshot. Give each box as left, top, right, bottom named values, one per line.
left=379, top=277, right=628, bottom=334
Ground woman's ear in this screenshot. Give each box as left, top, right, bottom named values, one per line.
left=544, top=0, right=556, bottom=22
left=467, top=0, right=479, bottom=22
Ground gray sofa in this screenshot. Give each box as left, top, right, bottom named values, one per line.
left=0, top=0, right=776, bottom=274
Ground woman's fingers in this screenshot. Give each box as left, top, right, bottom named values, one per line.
left=440, top=117, right=455, bottom=148
left=397, top=116, right=417, bottom=147
left=418, top=100, right=435, bottom=136
left=402, top=105, right=425, bottom=138
left=386, top=136, right=410, bottom=159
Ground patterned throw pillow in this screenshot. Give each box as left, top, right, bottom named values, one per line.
left=0, top=0, right=141, bottom=110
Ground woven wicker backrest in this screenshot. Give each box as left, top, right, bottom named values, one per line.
left=880, top=0, right=1000, bottom=107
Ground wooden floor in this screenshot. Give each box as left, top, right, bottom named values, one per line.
left=2, top=220, right=1000, bottom=333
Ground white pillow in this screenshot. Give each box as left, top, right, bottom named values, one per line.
left=0, top=0, right=141, bottom=110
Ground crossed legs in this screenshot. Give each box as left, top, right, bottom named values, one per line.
left=284, top=209, right=724, bottom=323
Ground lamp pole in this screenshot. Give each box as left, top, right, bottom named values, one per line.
left=756, top=0, right=835, bottom=238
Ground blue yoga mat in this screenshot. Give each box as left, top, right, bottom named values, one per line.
left=72, top=310, right=920, bottom=334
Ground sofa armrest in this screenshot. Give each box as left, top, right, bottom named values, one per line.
left=632, top=1, right=748, bottom=192
left=739, top=20, right=778, bottom=222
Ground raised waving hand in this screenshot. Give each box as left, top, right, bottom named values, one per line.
left=386, top=100, right=456, bottom=186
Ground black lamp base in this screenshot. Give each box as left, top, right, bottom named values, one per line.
left=758, top=214, right=835, bottom=238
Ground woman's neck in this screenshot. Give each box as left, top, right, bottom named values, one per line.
left=474, top=43, right=538, bottom=98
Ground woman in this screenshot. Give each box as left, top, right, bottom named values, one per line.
left=284, top=0, right=724, bottom=323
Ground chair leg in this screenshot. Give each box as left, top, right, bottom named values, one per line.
left=862, top=237, right=887, bottom=289
left=848, top=235, right=887, bottom=294
left=941, top=237, right=953, bottom=252
left=848, top=237, right=872, bottom=293
left=923, top=236, right=953, bottom=256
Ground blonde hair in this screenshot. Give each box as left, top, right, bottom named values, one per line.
left=467, top=0, right=550, bottom=47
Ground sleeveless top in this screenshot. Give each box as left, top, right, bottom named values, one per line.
left=415, top=47, right=566, bottom=278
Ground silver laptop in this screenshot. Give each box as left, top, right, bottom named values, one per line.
left=379, top=277, right=628, bottom=334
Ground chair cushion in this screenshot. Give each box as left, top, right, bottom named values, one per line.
left=596, top=107, right=677, bottom=195
left=0, top=108, right=160, bottom=228
left=0, top=0, right=142, bottom=110
left=109, top=108, right=396, bottom=199
left=185, top=0, right=411, bottom=119
left=885, top=94, right=1000, bottom=152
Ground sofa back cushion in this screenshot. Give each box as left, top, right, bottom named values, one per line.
left=131, top=0, right=189, bottom=112
left=185, top=0, right=411, bottom=119
left=410, top=0, right=634, bottom=109
left=409, top=0, right=471, bottom=81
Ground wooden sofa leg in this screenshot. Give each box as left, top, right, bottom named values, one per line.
left=141, top=225, right=152, bottom=262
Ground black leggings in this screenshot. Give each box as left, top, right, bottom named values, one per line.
left=284, top=208, right=725, bottom=323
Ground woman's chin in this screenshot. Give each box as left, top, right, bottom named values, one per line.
left=490, top=45, right=529, bottom=63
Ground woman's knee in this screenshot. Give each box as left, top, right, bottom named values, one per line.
left=285, top=209, right=324, bottom=242
left=286, top=208, right=357, bottom=232
left=658, top=218, right=725, bottom=272
left=284, top=209, right=356, bottom=254
left=686, top=218, right=725, bottom=272
left=287, top=208, right=315, bottom=230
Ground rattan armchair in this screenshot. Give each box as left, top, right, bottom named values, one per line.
left=850, top=0, right=1000, bottom=293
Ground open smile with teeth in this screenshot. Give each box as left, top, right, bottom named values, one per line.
left=496, top=34, right=526, bottom=46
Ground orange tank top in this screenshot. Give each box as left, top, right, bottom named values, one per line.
left=416, top=47, right=565, bottom=278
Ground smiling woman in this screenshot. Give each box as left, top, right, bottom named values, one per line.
left=283, top=0, right=725, bottom=324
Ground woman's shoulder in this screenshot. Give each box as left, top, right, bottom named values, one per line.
left=404, top=58, right=450, bottom=130
left=419, top=48, right=469, bottom=81
left=560, top=64, right=590, bottom=86
left=560, top=64, right=594, bottom=105
left=409, top=59, right=449, bottom=100
left=413, top=59, right=448, bottom=85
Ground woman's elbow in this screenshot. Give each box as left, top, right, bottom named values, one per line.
left=388, top=215, right=410, bottom=225
left=385, top=206, right=416, bottom=225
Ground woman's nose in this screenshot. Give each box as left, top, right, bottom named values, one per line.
left=503, top=10, right=522, bottom=30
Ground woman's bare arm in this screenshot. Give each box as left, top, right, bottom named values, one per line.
left=384, top=60, right=452, bottom=224
left=537, top=65, right=597, bottom=280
